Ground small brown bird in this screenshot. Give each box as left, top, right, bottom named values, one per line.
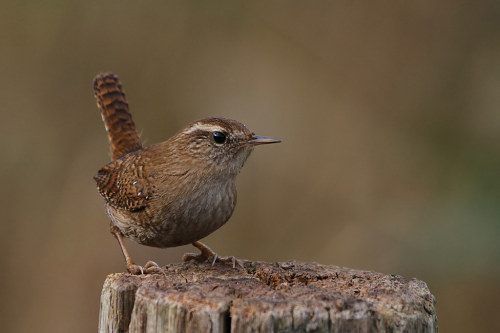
left=93, top=73, right=280, bottom=274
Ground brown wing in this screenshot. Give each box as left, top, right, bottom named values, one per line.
left=93, top=73, right=142, bottom=161
left=94, top=155, right=154, bottom=212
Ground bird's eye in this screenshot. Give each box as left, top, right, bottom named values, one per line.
left=212, top=131, right=227, bottom=144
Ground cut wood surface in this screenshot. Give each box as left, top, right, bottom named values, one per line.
left=99, top=260, right=437, bottom=332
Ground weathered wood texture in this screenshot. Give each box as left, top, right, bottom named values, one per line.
left=99, top=260, right=437, bottom=333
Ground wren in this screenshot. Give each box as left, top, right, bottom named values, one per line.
left=93, top=73, right=280, bottom=274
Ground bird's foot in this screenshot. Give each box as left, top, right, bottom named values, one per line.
left=183, top=241, right=244, bottom=268
left=126, top=260, right=164, bottom=275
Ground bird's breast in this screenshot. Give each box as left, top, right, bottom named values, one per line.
left=154, top=177, right=237, bottom=247
left=107, top=176, right=237, bottom=247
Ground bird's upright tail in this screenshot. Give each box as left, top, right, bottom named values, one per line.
left=93, top=73, right=142, bottom=161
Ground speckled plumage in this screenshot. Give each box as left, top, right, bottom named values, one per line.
left=93, top=73, right=279, bottom=273
left=95, top=135, right=247, bottom=247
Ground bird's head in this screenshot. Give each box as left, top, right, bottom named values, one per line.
left=172, top=117, right=280, bottom=176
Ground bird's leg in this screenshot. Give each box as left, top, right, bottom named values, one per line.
left=111, top=226, right=143, bottom=274
left=110, top=225, right=163, bottom=274
left=183, top=241, right=244, bottom=268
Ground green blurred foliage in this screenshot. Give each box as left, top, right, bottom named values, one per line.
left=1, top=1, right=499, bottom=332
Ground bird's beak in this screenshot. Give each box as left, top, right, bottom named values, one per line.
left=248, top=135, right=281, bottom=145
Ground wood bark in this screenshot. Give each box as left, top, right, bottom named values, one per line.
left=99, top=260, right=437, bottom=332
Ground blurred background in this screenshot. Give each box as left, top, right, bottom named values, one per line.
left=1, top=1, right=499, bottom=332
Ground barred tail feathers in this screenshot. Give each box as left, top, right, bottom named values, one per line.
left=93, top=73, right=142, bottom=160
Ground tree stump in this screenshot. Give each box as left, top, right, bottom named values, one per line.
left=99, top=260, right=437, bottom=332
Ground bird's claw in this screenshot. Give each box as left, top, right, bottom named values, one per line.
left=143, top=261, right=164, bottom=274
left=126, top=260, right=164, bottom=275
left=183, top=251, right=244, bottom=268
left=125, top=262, right=143, bottom=275
left=213, top=255, right=245, bottom=268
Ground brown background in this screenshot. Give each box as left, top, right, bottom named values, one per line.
left=1, top=1, right=499, bottom=332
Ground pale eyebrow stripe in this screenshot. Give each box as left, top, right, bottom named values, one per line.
left=182, top=123, right=226, bottom=134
